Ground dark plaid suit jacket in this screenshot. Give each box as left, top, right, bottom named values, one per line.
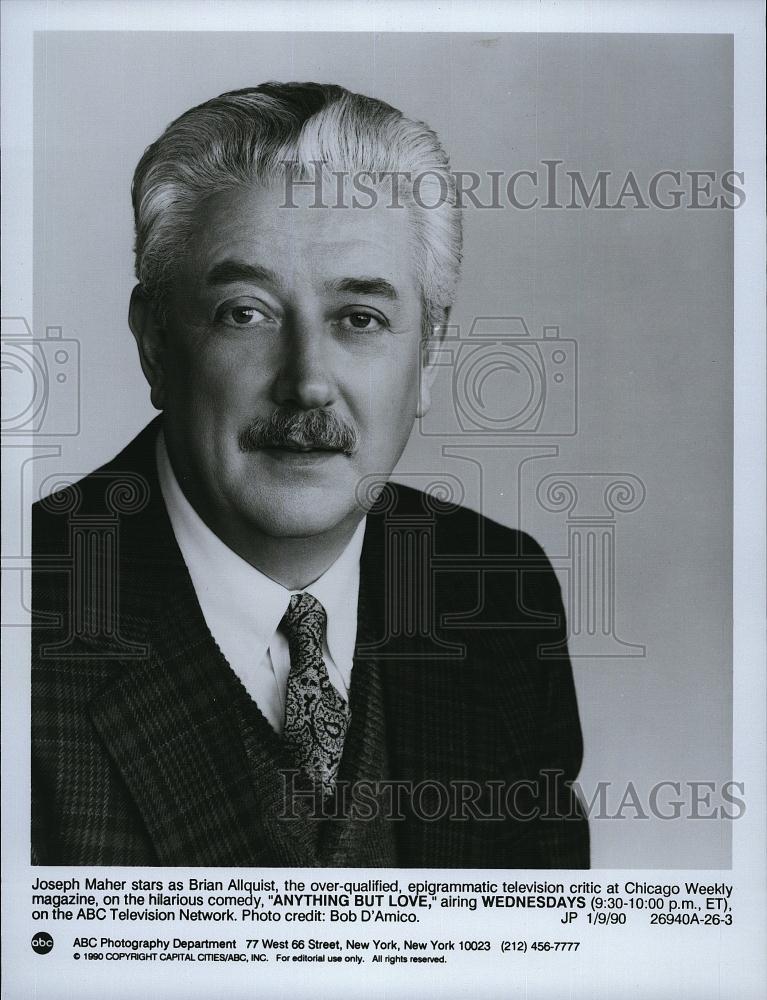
left=32, top=419, right=589, bottom=868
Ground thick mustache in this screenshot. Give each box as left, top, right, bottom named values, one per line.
left=238, top=410, right=359, bottom=455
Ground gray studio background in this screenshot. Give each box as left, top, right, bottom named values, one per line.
left=31, top=32, right=733, bottom=868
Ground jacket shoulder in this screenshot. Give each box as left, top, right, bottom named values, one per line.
left=32, top=420, right=161, bottom=549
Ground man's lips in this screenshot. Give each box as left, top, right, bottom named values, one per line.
left=262, top=443, right=341, bottom=452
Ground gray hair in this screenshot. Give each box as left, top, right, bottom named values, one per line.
left=131, top=82, right=462, bottom=331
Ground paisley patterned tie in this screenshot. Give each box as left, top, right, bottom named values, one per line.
left=280, top=592, right=350, bottom=795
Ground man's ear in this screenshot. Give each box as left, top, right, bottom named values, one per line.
left=129, top=285, right=167, bottom=410
left=417, top=308, right=450, bottom=418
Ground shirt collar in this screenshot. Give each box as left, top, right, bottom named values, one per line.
left=155, top=430, right=365, bottom=667
left=303, top=524, right=364, bottom=672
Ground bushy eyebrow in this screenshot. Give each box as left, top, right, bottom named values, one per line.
left=326, top=277, right=399, bottom=300
left=205, top=260, right=281, bottom=287
left=205, top=261, right=400, bottom=301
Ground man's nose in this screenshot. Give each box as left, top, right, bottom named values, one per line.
left=270, top=314, right=335, bottom=410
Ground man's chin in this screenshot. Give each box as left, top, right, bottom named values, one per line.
left=236, top=496, right=362, bottom=540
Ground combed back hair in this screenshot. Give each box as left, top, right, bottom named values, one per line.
left=131, top=82, right=463, bottom=332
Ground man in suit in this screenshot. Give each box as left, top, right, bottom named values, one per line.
left=32, top=82, right=589, bottom=867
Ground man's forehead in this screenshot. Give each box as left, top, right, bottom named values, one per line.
left=190, top=180, right=419, bottom=289
left=198, top=178, right=409, bottom=227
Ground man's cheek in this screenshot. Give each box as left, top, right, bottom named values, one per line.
left=179, top=361, right=248, bottom=404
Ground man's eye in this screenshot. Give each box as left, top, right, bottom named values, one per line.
left=342, top=312, right=386, bottom=332
left=216, top=305, right=269, bottom=327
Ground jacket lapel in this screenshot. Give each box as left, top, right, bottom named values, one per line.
left=355, top=488, right=541, bottom=866
left=88, top=421, right=319, bottom=866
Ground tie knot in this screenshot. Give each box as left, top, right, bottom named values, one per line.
left=280, top=592, right=327, bottom=644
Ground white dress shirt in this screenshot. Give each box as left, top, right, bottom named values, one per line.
left=155, top=432, right=365, bottom=733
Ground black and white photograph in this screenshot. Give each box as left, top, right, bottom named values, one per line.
left=2, top=2, right=765, bottom=998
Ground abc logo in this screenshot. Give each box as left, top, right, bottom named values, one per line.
left=31, top=931, right=54, bottom=955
